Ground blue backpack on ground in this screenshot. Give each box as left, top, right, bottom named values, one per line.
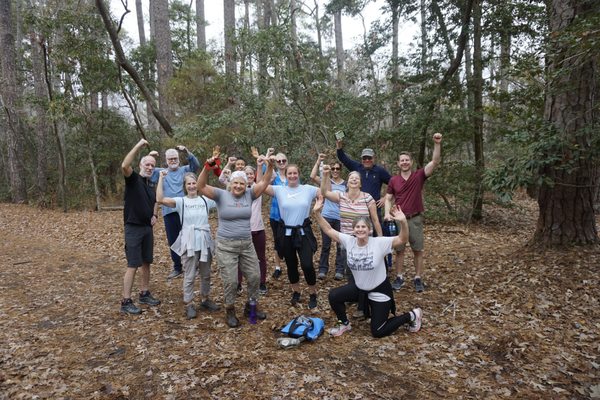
left=280, top=315, right=324, bottom=341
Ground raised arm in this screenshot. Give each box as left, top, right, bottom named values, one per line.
left=368, top=199, right=383, bottom=237
left=156, top=170, right=176, bottom=208
left=122, top=139, right=148, bottom=177
left=197, top=158, right=218, bottom=199
left=310, top=153, right=326, bottom=185
left=424, top=132, right=442, bottom=177
left=253, top=156, right=275, bottom=197
left=312, top=195, right=341, bottom=244
left=176, top=145, right=200, bottom=173
left=390, top=205, right=409, bottom=248
left=384, top=193, right=394, bottom=221
left=319, top=164, right=340, bottom=203
left=336, top=140, right=360, bottom=171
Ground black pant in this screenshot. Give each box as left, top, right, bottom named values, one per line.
left=328, top=282, right=411, bottom=338
left=319, top=218, right=345, bottom=275
left=282, top=234, right=316, bottom=286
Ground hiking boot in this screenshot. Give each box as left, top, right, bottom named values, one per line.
left=392, top=276, right=405, bottom=290
left=225, top=307, right=239, bottom=328
left=199, top=299, right=220, bottom=312
left=334, top=272, right=344, bottom=281
left=186, top=303, right=197, bottom=319
left=414, top=278, right=425, bottom=293
left=244, top=302, right=267, bottom=320
left=167, top=269, right=183, bottom=279
left=352, top=309, right=365, bottom=319
left=308, top=294, right=318, bottom=309
left=139, top=291, right=161, bottom=306
left=272, top=268, right=282, bottom=279
left=408, top=308, right=422, bottom=333
left=291, top=291, right=301, bottom=306
left=120, top=298, right=141, bottom=315
left=329, top=321, right=351, bottom=337
left=318, top=272, right=326, bottom=280
left=259, top=283, right=268, bottom=295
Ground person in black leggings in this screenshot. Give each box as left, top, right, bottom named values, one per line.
left=312, top=195, right=423, bottom=338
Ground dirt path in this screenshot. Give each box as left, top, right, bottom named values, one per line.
left=0, top=202, right=598, bottom=399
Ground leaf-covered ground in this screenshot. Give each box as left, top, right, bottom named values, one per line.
left=0, top=199, right=599, bottom=399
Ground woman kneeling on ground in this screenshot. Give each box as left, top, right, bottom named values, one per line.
left=312, top=196, right=422, bottom=338
left=198, top=154, right=275, bottom=327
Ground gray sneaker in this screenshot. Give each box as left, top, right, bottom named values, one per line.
left=318, top=272, right=326, bottom=280
left=139, top=291, right=161, bottom=306
left=414, top=278, right=425, bottom=293
left=186, top=304, right=197, bottom=319
left=167, top=269, right=183, bottom=279
left=199, top=299, right=220, bottom=312
left=334, top=272, right=344, bottom=281
left=391, top=276, right=404, bottom=290
left=120, top=298, right=141, bottom=315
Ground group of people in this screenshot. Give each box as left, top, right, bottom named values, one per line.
left=119, top=132, right=443, bottom=338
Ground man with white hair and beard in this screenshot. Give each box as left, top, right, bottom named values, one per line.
left=120, top=139, right=161, bottom=314
left=152, top=145, right=200, bottom=279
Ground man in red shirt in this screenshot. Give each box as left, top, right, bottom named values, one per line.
left=384, top=133, right=442, bottom=292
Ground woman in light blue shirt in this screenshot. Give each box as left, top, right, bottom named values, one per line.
left=264, top=164, right=321, bottom=309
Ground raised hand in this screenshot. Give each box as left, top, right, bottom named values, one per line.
left=433, top=132, right=442, bottom=144
left=212, top=145, right=221, bottom=158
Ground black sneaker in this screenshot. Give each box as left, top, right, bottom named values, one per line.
left=167, top=269, right=183, bottom=279
left=291, top=291, right=301, bottom=306
left=199, top=299, right=220, bottom=312
left=414, top=278, right=425, bottom=293
left=139, top=291, right=161, bottom=306
left=121, top=298, right=141, bottom=315
left=259, top=283, right=268, bottom=295
left=308, top=294, right=318, bottom=309
left=391, top=276, right=404, bottom=290
left=272, top=268, right=282, bottom=279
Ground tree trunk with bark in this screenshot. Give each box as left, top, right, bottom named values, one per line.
left=334, top=9, right=344, bottom=86
left=223, top=0, right=236, bottom=82
left=196, top=0, right=206, bottom=52
left=470, top=0, right=484, bottom=220
left=0, top=0, right=27, bottom=203
left=534, top=0, right=599, bottom=245
left=30, top=32, right=49, bottom=200
left=153, top=0, right=174, bottom=134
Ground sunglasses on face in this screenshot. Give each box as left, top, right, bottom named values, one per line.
left=331, top=167, right=341, bottom=171
left=362, top=156, right=373, bottom=161
left=276, top=159, right=287, bottom=164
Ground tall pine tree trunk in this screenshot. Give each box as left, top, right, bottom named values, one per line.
left=196, top=0, right=206, bottom=52
left=334, top=9, right=344, bottom=86
left=470, top=0, right=484, bottom=220
left=153, top=0, right=173, bottom=134
left=534, top=0, right=599, bottom=245
left=30, top=33, right=49, bottom=201
left=0, top=0, right=27, bottom=203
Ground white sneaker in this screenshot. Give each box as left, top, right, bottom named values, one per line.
left=408, top=308, right=422, bottom=333
left=329, top=321, right=352, bottom=337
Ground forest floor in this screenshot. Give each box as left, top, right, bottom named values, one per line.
left=0, top=197, right=599, bottom=399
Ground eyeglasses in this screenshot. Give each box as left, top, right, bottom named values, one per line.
left=276, top=159, right=287, bottom=164
left=167, top=157, right=179, bottom=161
left=362, top=156, right=373, bottom=161
left=331, top=167, right=341, bottom=171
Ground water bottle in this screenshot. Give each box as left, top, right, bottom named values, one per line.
left=387, top=221, right=398, bottom=236
left=248, top=298, right=257, bottom=324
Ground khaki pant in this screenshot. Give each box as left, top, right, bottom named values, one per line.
left=216, top=239, right=260, bottom=306
left=181, top=251, right=212, bottom=304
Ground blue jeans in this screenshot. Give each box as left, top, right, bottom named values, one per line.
left=163, top=212, right=182, bottom=272
left=318, top=218, right=345, bottom=275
